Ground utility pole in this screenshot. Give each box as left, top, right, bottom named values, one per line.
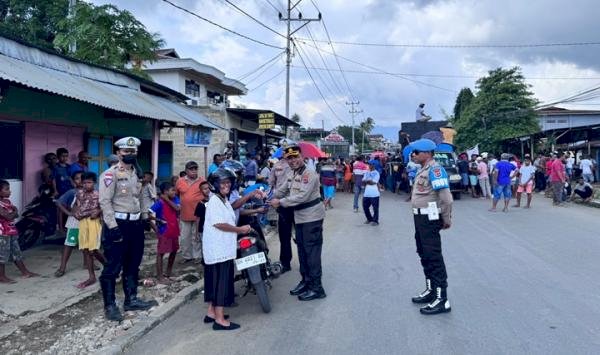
left=279, top=1, right=321, bottom=119
left=346, top=100, right=362, bottom=155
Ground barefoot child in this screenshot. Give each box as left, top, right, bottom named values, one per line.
left=73, top=172, right=106, bottom=289
left=0, top=179, right=39, bottom=283
left=150, top=182, right=181, bottom=284
left=54, top=171, right=85, bottom=277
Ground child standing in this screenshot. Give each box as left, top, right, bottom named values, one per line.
left=0, top=179, right=38, bottom=283
left=73, top=172, right=105, bottom=288
left=55, top=171, right=84, bottom=277
left=194, top=181, right=212, bottom=264
left=150, top=182, right=181, bottom=284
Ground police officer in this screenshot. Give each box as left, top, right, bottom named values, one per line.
left=409, top=138, right=453, bottom=315
left=269, top=144, right=326, bottom=301
left=268, top=150, right=293, bottom=273
left=99, top=137, right=157, bottom=321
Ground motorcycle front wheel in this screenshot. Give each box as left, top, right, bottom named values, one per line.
left=254, top=280, right=271, bottom=313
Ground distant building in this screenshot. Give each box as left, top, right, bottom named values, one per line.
left=299, top=128, right=329, bottom=142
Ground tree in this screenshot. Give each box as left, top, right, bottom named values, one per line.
left=0, top=1, right=163, bottom=75
left=0, top=0, right=69, bottom=48
left=291, top=113, right=301, bottom=123
left=54, top=3, right=164, bottom=72
left=336, top=125, right=371, bottom=152
left=453, top=67, right=539, bottom=152
left=359, top=116, right=375, bottom=134
left=452, top=88, right=474, bottom=121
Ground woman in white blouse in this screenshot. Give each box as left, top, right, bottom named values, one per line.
left=203, top=168, right=252, bottom=331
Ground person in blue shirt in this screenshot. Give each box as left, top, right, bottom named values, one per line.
left=208, top=154, right=222, bottom=176
left=490, top=153, right=516, bottom=212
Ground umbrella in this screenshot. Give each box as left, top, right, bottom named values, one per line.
left=298, top=141, right=327, bottom=159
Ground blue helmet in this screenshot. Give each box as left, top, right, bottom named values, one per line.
left=409, top=138, right=437, bottom=152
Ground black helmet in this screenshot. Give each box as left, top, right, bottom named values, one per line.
left=208, top=168, right=236, bottom=193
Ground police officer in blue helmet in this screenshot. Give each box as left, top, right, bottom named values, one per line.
left=408, top=139, right=453, bottom=315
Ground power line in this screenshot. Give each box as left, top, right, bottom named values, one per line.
left=294, top=37, right=600, bottom=49
left=305, top=25, right=346, bottom=96
left=296, top=38, right=456, bottom=93
left=235, top=51, right=285, bottom=81
left=294, top=41, right=348, bottom=125
left=248, top=67, right=286, bottom=91
left=161, top=0, right=285, bottom=50
left=289, top=65, right=600, bottom=80
left=295, top=41, right=342, bottom=102
left=264, top=0, right=284, bottom=13
left=244, top=54, right=284, bottom=85
left=309, top=0, right=355, bottom=100
left=219, top=0, right=286, bottom=38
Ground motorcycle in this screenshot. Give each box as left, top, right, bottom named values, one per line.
left=16, top=184, right=57, bottom=250
left=234, top=196, right=282, bottom=313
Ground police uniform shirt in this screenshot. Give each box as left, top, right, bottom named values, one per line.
left=99, top=161, right=142, bottom=229
left=268, top=159, right=291, bottom=195
left=276, top=166, right=325, bottom=224
left=411, top=160, right=453, bottom=223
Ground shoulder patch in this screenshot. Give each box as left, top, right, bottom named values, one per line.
left=104, top=172, right=114, bottom=187
left=302, top=172, right=310, bottom=184
left=432, top=167, right=442, bottom=178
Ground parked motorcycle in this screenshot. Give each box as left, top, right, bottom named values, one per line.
left=234, top=228, right=282, bottom=313
left=16, top=184, right=56, bottom=250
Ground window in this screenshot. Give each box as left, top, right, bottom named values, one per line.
left=207, top=90, right=224, bottom=104
left=185, top=80, right=200, bottom=97
left=86, top=135, right=113, bottom=176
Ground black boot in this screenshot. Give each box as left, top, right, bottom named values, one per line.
left=289, top=280, right=308, bottom=296
left=101, top=278, right=123, bottom=322
left=123, top=276, right=158, bottom=311
left=412, top=279, right=435, bottom=304
left=420, top=287, right=451, bottom=315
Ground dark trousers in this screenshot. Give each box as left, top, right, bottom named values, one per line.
left=295, top=219, right=324, bottom=291
left=414, top=215, right=447, bottom=288
left=277, top=207, right=294, bottom=268
left=535, top=171, right=546, bottom=191
left=575, top=187, right=593, bottom=199
left=100, top=219, right=145, bottom=306
left=362, top=196, right=379, bottom=223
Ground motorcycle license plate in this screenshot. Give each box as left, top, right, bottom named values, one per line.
left=235, top=252, right=266, bottom=271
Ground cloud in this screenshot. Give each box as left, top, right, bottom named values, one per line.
left=92, top=0, right=600, bottom=131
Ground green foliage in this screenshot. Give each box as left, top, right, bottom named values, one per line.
left=453, top=67, right=539, bottom=152
left=53, top=3, right=164, bottom=70
left=359, top=116, right=375, bottom=134
left=336, top=125, right=372, bottom=152
left=452, top=87, right=474, bottom=121
left=0, top=1, right=163, bottom=73
left=291, top=113, right=301, bottom=123
left=0, top=0, right=69, bottom=48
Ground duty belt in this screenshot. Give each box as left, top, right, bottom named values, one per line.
left=412, top=207, right=441, bottom=215
left=115, top=212, right=141, bottom=221
left=293, top=198, right=322, bottom=211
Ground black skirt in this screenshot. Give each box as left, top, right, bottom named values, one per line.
left=204, top=259, right=235, bottom=307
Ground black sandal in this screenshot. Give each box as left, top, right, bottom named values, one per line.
left=203, top=315, right=229, bottom=323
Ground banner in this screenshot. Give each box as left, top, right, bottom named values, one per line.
left=184, top=126, right=212, bottom=147
left=466, top=144, right=479, bottom=158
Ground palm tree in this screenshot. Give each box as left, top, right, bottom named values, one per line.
left=359, top=117, right=375, bottom=152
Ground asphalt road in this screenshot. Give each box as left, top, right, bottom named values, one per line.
left=127, top=192, right=600, bottom=355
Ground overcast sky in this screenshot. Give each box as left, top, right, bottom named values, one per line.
left=93, top=0, right=600, bottom=137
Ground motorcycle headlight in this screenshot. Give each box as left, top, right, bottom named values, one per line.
left=449, top=174, right=462, bottom=182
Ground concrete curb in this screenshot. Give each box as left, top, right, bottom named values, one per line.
left=96, top=282, right=202, bottom=355
left=95, top=226, right=277, bottom=354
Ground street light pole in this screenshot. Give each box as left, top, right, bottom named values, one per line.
left=279, top=1, right=321, bottom=119
left=346, top=100, right=362, bottom=154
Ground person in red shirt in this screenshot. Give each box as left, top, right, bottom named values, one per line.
left=549, top=154, right=567, bottom=206
left=175, top=161, right=205, bottom=264
left=545, top=154, right=555, bottom=196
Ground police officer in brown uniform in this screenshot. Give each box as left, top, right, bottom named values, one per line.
left=409, top=139, right=453, bottom=315
left=270, top=144, right=326, bottom=301
left=99, top=137, right=157, bottom=321
left=268, top=155, right=293, bottom=273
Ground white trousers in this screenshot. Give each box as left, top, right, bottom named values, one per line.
left=179, top=220, right=201, bottom=260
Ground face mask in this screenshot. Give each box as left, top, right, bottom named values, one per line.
left=121, top=154, right=137, bottom=165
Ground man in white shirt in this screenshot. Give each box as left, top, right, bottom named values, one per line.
left=580, top=155, right=595, bottom=183
left=362, top=161, right=381, bottom=226
left=416, top=103, right=431, bottom=122
left=514, top=157, right=536, bottom=208
left=566, top=154, right=575, bottom=179
left=570, top=176, right=594, bottom=202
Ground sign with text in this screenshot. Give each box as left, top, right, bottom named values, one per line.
left=258, top=112, right=275, bottom=130
left=184, top=126, right=212, bottom=147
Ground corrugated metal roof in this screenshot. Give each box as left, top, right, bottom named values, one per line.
left=0, top=50, right=223, bottom=129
